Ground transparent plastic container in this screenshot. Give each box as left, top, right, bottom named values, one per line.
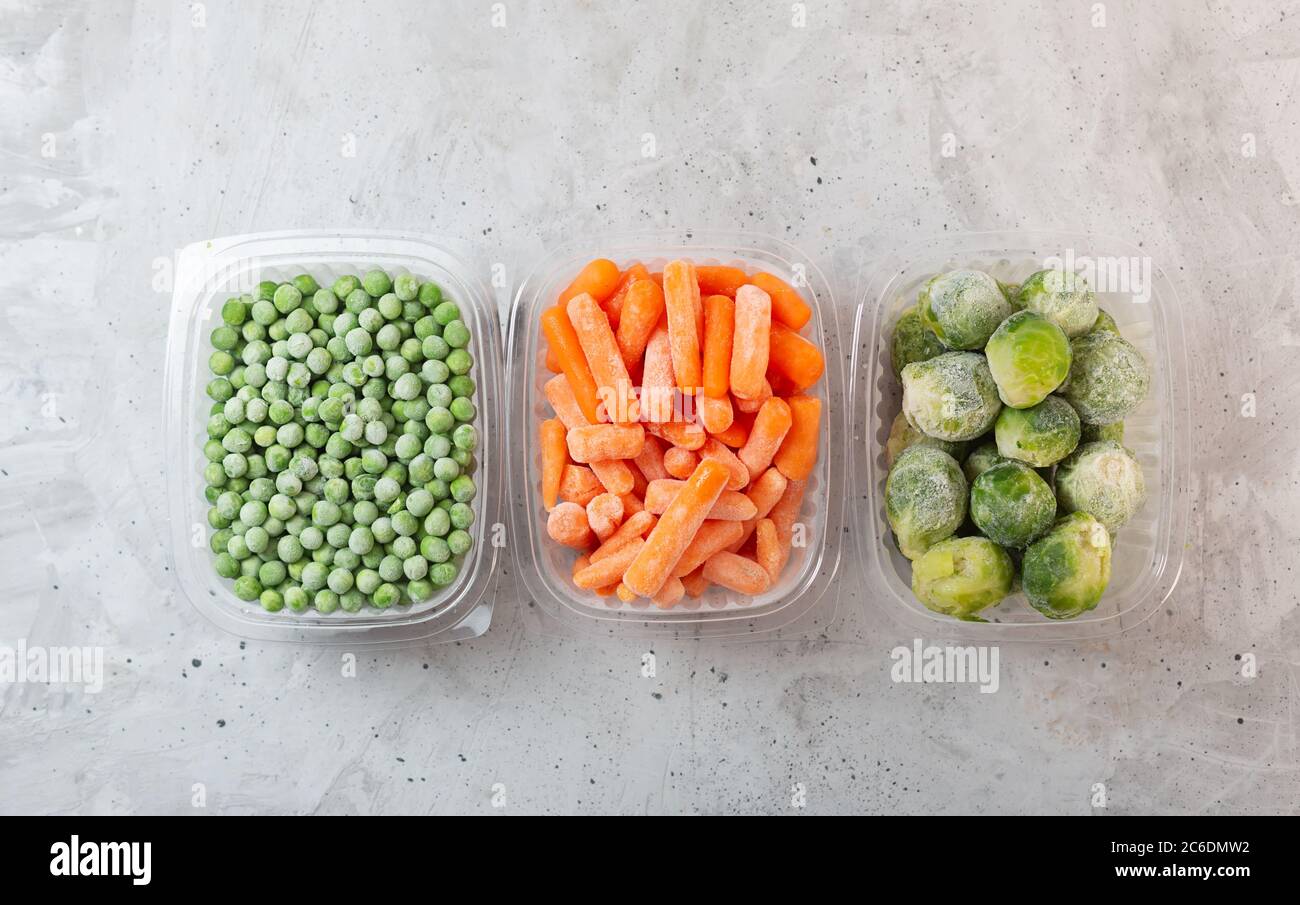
left=163, top=230, right=503, bottom=645
left=506, top=230, right=845, bottom=639
left=852, top=230, right=1190, bottom=642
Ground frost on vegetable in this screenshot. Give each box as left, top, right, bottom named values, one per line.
left=994, top=395, right=1080, bottom=467
left=901, top=351, right=1002, bottom=441
left=885, top=411, right=969, bottom=468
left=961, top=440, right=1008, bottom=484
left=1016, top=269, right=1098, bottom=338
left=984, top=310, right=1072, bottom=408
left=885, top=446, right=967, bottom=560
left=1057, top=330, right=1150, bottom=425
left=1021, top=512, right=1112, bottom=619
left=1055, top=440, right=1146, bottom=535
left=910, top=536, right=1014, bottom=618
left=890, top=304, right=946, bottom=377
left=918, top=270, right=1013, bottom=350
left=1080, top=420, right=1124, bottom=444
left=1089, top=308, right=1120, bottom=336
left=970, top=461, right=1057, bottom=548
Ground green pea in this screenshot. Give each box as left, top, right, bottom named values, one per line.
left=259, top=589, right=283, bottom=612
left=313, top=589, right=339, bottom=613
left=447, top=529, right=472, bottom=556
left=429, top=562, right=458, bottom=587
left=372, top=582, right=400, bottom=608
left=449, top=502, right=474, bottom=530
left=445, top=348, right=473, bottom=376
left=442, top=319, right=470, bottom=348
left=233, top=575, right=262, bottom=601
left=450, top=397, right=476, bottom=423
left=450, top=476, right=476, bottom=503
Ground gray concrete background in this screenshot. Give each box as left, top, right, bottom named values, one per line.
left=1, top=0, right=1297, bottom=814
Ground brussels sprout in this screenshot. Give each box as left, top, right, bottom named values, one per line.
left=885, top=411, right=969, bottom=468
left=1089, top=308, right=1120, bottom=336
left=885, top=446, right=967, bottom=560
left=962, top=440, right=1009, bottom=484
left=1080, top=420, right=1124, bottom=444
left=890, top=305, right=946, bottom=377
left=970, top=461, right=1056, bottom=547
left=911, top=536, right=1014, bottom=618
left=918, top=270, right=1012, bottom=350
left=1055, top=440, right=1146, bottom=535
left=1057, top=330, right=1150, bottom=425
left=1022, top=512, right=1112, bottom=619
left=901, top=351, right=1002, bottom=441
left=984, top=310, right=1072, bottom=408
left=995, top=396, right=1080, bottom=467
left=1016, top=269, right=1098, bottom=338
left=997, top=279, right=1022, bottom=306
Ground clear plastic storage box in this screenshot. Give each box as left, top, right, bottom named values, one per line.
left=852, top=230, right=1190, bottom=642
left=506, top=230, right=845, bottom=639
left=163, top=230, right=503, bottom=645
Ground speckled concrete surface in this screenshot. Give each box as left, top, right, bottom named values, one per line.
left=1, top=0, right=1298, bottom=815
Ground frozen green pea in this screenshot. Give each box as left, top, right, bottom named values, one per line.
left=232, top=575, right=261, bottom=602
left=371, top=516, right=396, bottom=544
left=393, top=273, right=419, bottom=302
left=405, top=488, right=435, bottom=518
left=394, top=433, right=422, bottom=462
left=392, top=372, right=422, bottom=401
left=372, top=582, right=401, bottom=608
left=362, top=269, right=392, bottom=298
left=378, top=555, right=404, bottom=582
left=450, top=476, right=476, bottom=503
left=352, top=500, right=379, bottom=526
left=348, top=526, right=375, bottom=555
left=301, top=561, right=328, bottom=591
left=450, top=397, right=476, bottom=423
left=421, top=334, right=450, bottom=361
left=279, top=585, right=307, bottom=612
left=445, top=348, right=473, bottom=376
left=426, top=478, right=450, bottom=500
left=448, top=375, right=475, bottom=398
left=361, top=448, right=388, bottom=475
left=373, top=477, right=401, bottom=504
left=377, top=293, right=403, bottom=321
left=364, top=420, right=388, bottom=445
left=273, top=283, right=302, bottom=314
left=221, top=298, right=248, bottom=325
left=403, top=555, right=429, bottom=581
left=433, top=301, right=461, bottom=326
left=442, top=319, right=470, bottom=349
left=450, top=448, right=474, bottom=470
left=426, top=407, right=454, bottom=435
left=419, top=281, right=443, bottom=307
left=446, top=529, right=472, bottom=556
left=245, top=526, right=270, bottom=554
left=258, top=559, right=287, bottom=588
left=429, top=561, right=458, bottom=587
left=332, top=275, right=360, bottom=299
left=449, top=502, right=474, bottom=530
left=415, top=316, right=439, bottom=341
left=309, top=589, right=336, bottom=613
left=423, top=508, right=451, bottom=538
left=407, top=578, right=434, bottom=602
left=291, top=273, right=318, bottom=296
left=422, top=360, right=451, bottom=386
left=420, top=534, right=450, bottom=563
left=311, top=500, right=341, bottom=527
left=345, top=327, right=373, bottom=357
left=391, top=510, right=418, bottom=537
left=338, top=589, right=364, bottom=612
left=207, top=378, right=234, bottom=403
left=214, top=552, right=240, bottom=579
left=327, top=568, right=354, bottom=594
left=299, top=525, right=324, bottom=550
left=251, top=299, right=278, bottom=326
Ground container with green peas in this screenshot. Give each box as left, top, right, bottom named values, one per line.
left=165, top=231, right=502, bottom=645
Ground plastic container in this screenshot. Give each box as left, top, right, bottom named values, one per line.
left=163, top=230, right=503, bottom=645
left=506, top=230, right=845, bottom=639
left=852, top=230, right=1190, bottom=642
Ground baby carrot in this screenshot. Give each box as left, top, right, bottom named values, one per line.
left=547, top=501, right=593, bottom=549
left=663, top=260, right=702, bottom=393
left=701, top=551, right=771, bottom=596
left=586, top=492, right=625, bottom=541
left=541, top=307, right=601, bottom=424
left=633, top=432, right=670, bottom=482
left=544, top=374, right=636, bottom=492
left=698, top=395, right=734, bottom=435
left=545, top=342, right=561, bottom=373
left=559, top=258, right=621, bottom=306
left=702, top=294, right=735, bottom=398
left=623, top=460, right=729, bottom=597
left=662, top=446, right=699, bottom=480
left=589, top=510, right=656, bottom=563
left=728, top=466, right=789, bottom=552
left=768, top=324, right=825, bottom=391
left=749, top=271, right=812, bottom=330
left=567, top=423, right=645, bottom=463
left=590, top=460, right=634, bottom=495
left=680, top=567, right=711, bottom=598
left=737, top=397, right=793, bottom=481
left=773, top=395, right=821, bottom=482
left=615, top=279, right=666, bottom=368
left=643, top=479, right=757, bottom=521
left=573, top=537, right=645, bottom=589
left=567, top=292, right=637, bottom=423
left=652, top=576, right=685, bottom=609
left=648, top=420, right=706, bottom=450
left=768, top=478, right=807, bottom=574
left=729, top=284, right=771, bottom=400
left=671, top=520, right=745, bottom=578
left=615, top=582, right=638, bottom=603
left=621, top=489, right=645, bottom=515
left=710, top=412, right=751, bottom=448
left=541, top=418, right=567, bottom=511
left=640, top=326, right=676, bottom=423
left=734, top=378, right=772, bottom=413
left=696, top=265, right=748, bottom=298
left=558, top=464, right=602, bottom=506
left=699, top=437, right=749, bottom=491
left=754, top=518, right=782, bottom=581
left=604, top=262, right=650, bottom=329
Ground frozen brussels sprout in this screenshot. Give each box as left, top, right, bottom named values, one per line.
left=962, top=440, right=1009, bottom=483
left=885, top=411, right=969, bottom=468
left=997, top=279, right=1021, bottom=307
left=1022, top=512, right=1112, bottom=619
left=1057, top=330, right=1150, bottom=425
left=885, top=446, right=967, bottom=560
left=1080, top=420, right=1124, bottom=444
left=901, top=352, right=1002, bottom=442
left=1016, top=269, right=1098, bottom=338
left=970, top=461, right=1056, bottom=547
left=911, top=536, right=1014, bottom=618
left=918, top=270, right=1013, bottom=350
left=1089, top=308, right=1120, bottom=336
left=1055, top=440, right=1146, bottom=535
left=984, top=310, right=1072, bottom=408
left=995, top=396, right=1080, bottom=467
left=890, top=305, right=947, bottom=378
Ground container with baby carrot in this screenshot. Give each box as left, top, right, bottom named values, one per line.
left=507, top=231, right=846, bottom=639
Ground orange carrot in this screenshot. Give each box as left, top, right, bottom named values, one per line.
left=652, top=576, right=685, bottom=608
left=544, top=373, right=588, bottom=428
left=768, top=324, right=824, bottom=391
left=540, top=418, right=567, bottom=511
left=663, top=260, right=702, bottom=393
left=633, top=432, right=670, bottom=482
left=774, top=395, right=821, bottom=482
left=586, top=492, right=625, bottom=541
left=680, top=567, right=711, bottom=598
left=647, top=420, right=706, bottom=451
left=750, top=271, right=812, bottom=330
left=698, top=395, right=734, bottom=435
left=734, top=378, right=772, bottom=413
left=702, top=294, right=735, bottom=398
left=711, top=412, right=751, bottom=448
left=615, top=582, right=638, bottom=603
left=729, top=466, right=789, bottom=552
left=640, top=326, right=676, bottom=423
left=696, top=265, right=748, bottom=298
left=662, top=446, right=699, bottom=480
left=590, top=460, right=634, bottom=496
left=573, top=537, right=644, bottom=589
left=621, top=489, right=645, bottom=515
left=590, top=510, right=656, bottom=563
left=730, top=284, right=771, bottom=400
left=604, top=262, right=650, bottom=329
left=558, top=464, right=602, bottom=506
left=545, top=342, right=561, bottom=373
left=702, top=551, right=771, bottom=595
left=671, top=520, right=745, bottom=578
left=547, top=501, right=593, bottom=549
left=768, top=478, right=806, bottom=574
left=622, top=460, right=729, bottom=597
left=615, top=279, right=666, bottom=368
left=559, top=258, right=621, bottom=306
left=567, top=293, right=637, bottom=423
left=643, top=479, right=757, bottom=521
left=754, top=518, right=781, bottom=580
left=737, top=397, right=793, bottom=481
left=541, top=307, right=601, bottom=424
left=699, top=437, right=749, bottom=491
left=567, top=423, right=645, bottom=463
